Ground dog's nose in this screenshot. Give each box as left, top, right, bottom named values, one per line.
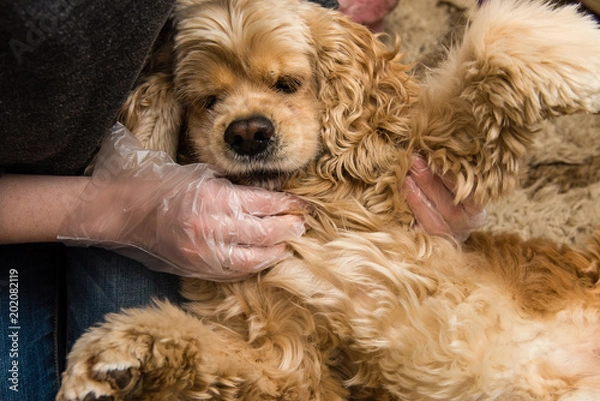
left=224, top=116, right=274, bottom=156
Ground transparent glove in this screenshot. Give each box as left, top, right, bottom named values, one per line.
left=402, top=155, right=487, bottom=242
left=59, top=123, right=306, bottom=281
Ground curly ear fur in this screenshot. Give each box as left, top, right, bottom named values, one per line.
left=411, top=0, right=600, bottom=205
left=117, top=23, right=183, bottom=159
left=286, top=9, right=419, bottom=234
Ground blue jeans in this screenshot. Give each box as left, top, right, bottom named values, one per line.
left=0, top=244, right=183, bottom=401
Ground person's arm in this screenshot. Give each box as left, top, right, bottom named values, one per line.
left=0, top=174, right=89, bottom=244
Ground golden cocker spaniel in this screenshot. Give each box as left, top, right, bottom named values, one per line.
left=59, top=0, right=600, bottom=400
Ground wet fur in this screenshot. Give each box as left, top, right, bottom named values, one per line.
left=59, top=0, right=600, bottom=400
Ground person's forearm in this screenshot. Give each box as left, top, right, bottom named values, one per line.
left=0, top=174, right=89, bottom=244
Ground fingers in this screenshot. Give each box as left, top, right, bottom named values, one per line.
left=157, top=176, right=308, bottom=279
left=184, top=181, right=306, bottom=246
left=437, top=171, right=485, bottom=219
left=197, top=178, right=307, bottom=217
left=179, top=238, right=293, bottom=279
left=236, top=214, right=306, bottom=246
left=199, top=213, right=306, bottom=247
left=408, top=156, right=461, bottom=223
left=176, top=242, right=292, bottom=280
left=178, top=193, right=305, bottom=277
left=228, top=243, right=293, bottom=273
left=230, top=184, right=308, bottom=216
left=402, top=176, right=452, bottom=237
left=404, top=155, right=487, bottom=240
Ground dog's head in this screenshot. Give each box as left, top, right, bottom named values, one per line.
left=173, top=0, right=324, bottom=191
left=120, top=0, right=418, bottom=231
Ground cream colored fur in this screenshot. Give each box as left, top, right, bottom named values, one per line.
left=59, top=0, right=600, bottom=400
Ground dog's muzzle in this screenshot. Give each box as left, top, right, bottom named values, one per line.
left=224, top=116, right=274, bottom=157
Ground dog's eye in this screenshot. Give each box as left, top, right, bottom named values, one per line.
left=203, top=95, right=218, bottom=110
left=274, top=77, right=301, bottom=94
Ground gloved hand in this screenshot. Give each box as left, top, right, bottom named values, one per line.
left=402, top=155, right=487, bottom=242
left=58, top=123, right=306, bottom=281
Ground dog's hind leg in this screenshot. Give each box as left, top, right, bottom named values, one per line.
left=57, top=301, right=285, bottom=401
left=58, top=298, right=349, bottom=401
left=410, top=0, right=600, bottom=205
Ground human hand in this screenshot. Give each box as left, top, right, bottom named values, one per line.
left=338, top=0, right=399, bottom=32
left=402, top=155, right=487, bottom=242
left=58, top=123, right=306, bottom=281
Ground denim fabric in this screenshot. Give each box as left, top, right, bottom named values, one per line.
left=0, top=243, right=65, bottom=401
left=0, top=244, right=183, bottom=401
left=65, top=247, right=184, bottom=350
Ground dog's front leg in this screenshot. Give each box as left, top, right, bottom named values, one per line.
left=410, top=0, right=600, bottom=205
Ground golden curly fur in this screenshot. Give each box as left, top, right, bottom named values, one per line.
left=59, top=0, right=600, bottom=400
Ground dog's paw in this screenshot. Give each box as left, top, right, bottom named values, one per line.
left=57, top=334, right=151, bottom=401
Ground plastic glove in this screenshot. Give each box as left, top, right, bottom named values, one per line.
left=58, top=123, right=306, bottom=281
left=402, top=155, right=487, bottom=242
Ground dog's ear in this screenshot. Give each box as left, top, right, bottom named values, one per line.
left=411, top=0, right=600, bottom=205
left=117, top=20, right=183, bottom=159
left=306, top=9, right=418, bottom=188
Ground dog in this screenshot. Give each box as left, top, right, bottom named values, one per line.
left=58, top=0, right=600, bottom=399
